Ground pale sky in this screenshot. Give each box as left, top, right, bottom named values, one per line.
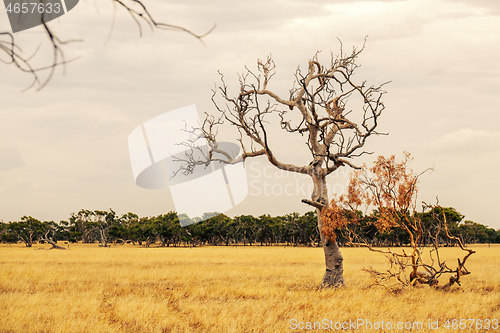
left=0, top=0, right=499, bottom=228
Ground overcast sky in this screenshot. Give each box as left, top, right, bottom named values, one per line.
left=1, top=0, right=499, bottom=228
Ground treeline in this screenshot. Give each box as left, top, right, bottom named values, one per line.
left=0, top=207, right=499, bottom=247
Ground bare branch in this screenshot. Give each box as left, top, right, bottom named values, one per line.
left=301, top=199, right=325, bottom=211
left=1, top=0, right=214, bottom=90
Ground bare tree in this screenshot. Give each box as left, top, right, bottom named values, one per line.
left=41, top=222, right=66, bottom=250
left=176, top=40, right=388, bottom=287
left=0, top=0, right=214, bottom=90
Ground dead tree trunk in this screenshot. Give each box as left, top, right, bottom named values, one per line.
left=41, top=229, right=66, bottom=250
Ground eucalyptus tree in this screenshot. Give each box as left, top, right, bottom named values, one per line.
left=12, top=216, right=44, bottom=247
left=177, top=41, right=388, bottom=287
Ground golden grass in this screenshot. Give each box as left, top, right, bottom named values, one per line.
left=0, top=243, right=499, bottom=332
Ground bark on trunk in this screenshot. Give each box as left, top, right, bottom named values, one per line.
left=42, top=230, right=66, bottom=250
left=99, top=229, right=109, bottom=247
left=312, top=174, right=344, bottom=287
left=320, top=236, right=344, bottom=287
left=45, top=238, right=66, bottom=250
left=22, top=237, right=32, bottom=247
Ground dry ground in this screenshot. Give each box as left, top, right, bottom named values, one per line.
left=0, top=243, right=499, bottom=332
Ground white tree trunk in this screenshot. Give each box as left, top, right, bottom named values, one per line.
left=312, top=174, right=344, bottom=287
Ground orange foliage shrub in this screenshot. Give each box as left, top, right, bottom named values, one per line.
left=321, top=152, right=422, bottom=240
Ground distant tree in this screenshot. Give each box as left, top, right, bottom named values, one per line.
left=184, top=214, right=228, bottom=246
left=420, top=207, right=464, bottom=246
left=11, top=216, right=44, bottom=247
left=69, top=210, right=97, bottom=243
left=486, top=228, right=497, bottom=244
left=221, top=215, right=241, bottom=246
left=67, top=209, right=116, bottom=246
left=459, top=220, right=494, bottom=244
left=178, top=214, right=195, bottom=228
left=128, top=217, right=156, bottom=247
left=254, top=215, right=272, bottom=246
left=298, top=211, right=320, bottom=246
left=40, top=221, right=66, bottom=249
left=57, top=220, right=71, bottom=241
left=209, top=214, right=233, bottom=246
left=233, top=215, right=259, bottom=246
left=0, top=222, right=18, bottom=243
left=110, top=212, right=139, bottom=244
left=152, top=212, right=181, bottom=247
left=93, top=209, right=117, bottom=247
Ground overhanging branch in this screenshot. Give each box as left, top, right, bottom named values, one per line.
left=1, top=0, right=214, bottom=90
left=301, top=199, right=325, bottom=210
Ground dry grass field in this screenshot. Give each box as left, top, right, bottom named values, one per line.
left=0, top=243, right=499, bottom=332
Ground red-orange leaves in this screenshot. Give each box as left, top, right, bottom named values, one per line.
left=321, top=200, right=348, bottom=241
left=321, top=152, right=425, bottom=240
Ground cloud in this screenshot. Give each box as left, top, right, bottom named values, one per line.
left=426, top=128, right=500, bottom=155
left=0, top=148, right=26, bottom=172
left=447, top=0, right=500, bottom=14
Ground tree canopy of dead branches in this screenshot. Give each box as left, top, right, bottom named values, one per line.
left=177, top=39, right=389, bottom=182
